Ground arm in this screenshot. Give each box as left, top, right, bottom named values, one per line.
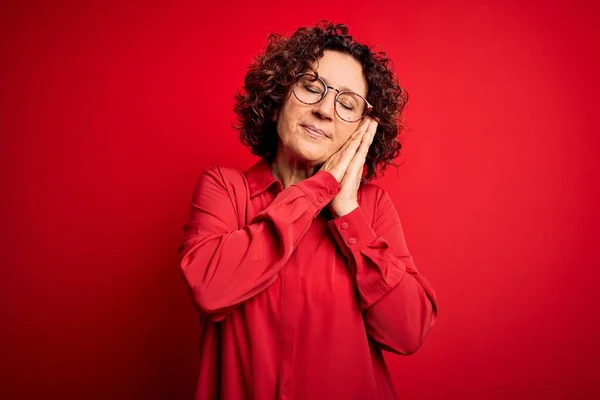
left=179, top=166, right=340, bottom=321
left=327, top=188, right=439, bottom=355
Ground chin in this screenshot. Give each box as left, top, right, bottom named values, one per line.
left=294, top=148, right=328, bottom=164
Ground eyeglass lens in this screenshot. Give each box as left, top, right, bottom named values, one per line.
left=293, top=74, right=367, bottom=122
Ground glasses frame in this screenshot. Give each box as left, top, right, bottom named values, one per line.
left=292, top=72, right=373, bottom=123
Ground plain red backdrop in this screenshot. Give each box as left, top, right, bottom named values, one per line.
left=1, top=0, right=599, bottom=398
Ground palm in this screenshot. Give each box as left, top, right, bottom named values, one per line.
left=321, top=117, right=377, bottom=218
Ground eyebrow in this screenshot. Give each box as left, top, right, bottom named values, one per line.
left=319, top=75, right=366, bottom=97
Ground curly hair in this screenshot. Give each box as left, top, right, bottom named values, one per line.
left=233, top=20, right=409, bottom=183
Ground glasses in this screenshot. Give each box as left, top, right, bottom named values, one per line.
left=292, top=72, right=373, bottom=123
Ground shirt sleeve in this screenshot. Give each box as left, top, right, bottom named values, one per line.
left=326, top=187, right=439, bottom=355
left=179, top=166, right=341, bottom=321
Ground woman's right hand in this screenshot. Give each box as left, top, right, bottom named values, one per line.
left=319, top=117, right=375, bottom=182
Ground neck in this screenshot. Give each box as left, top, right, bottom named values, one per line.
left=270, top=147, right=321, bottom=189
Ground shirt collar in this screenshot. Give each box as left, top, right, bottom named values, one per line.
left=246, top=157, right=280, bottom=198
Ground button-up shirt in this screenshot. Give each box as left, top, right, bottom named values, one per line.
left=178, top=157, right=439, bottom=400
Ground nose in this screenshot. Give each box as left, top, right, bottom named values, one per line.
left=312, top=89, right=336, bottom=121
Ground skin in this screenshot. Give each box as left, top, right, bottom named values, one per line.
left=271, top=49, right=378, bottom=217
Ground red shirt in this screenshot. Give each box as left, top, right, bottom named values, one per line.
left=179, top=157, right=439, bottom=400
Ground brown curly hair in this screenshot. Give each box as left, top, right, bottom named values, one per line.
left=233, top=20, right=409, bottom=183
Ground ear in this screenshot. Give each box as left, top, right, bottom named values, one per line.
left=272, top=109, right=279, bottom=122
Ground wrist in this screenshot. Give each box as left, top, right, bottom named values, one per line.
left=331, top=201, right=359, bottom=218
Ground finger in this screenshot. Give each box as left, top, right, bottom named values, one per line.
left=344, top=163, right=364, bottom=187
left=344, top=123, right=376, bottom=179
left=339, top=119, right=371, bottom=164
left=349, top=118, right=373, bottom=148
left=354, top=116, right=372, bottom=136
left=339, top=117, right=370, bottom=154
left=354, top=117, right=373, bottom=140
left=355, top=122, right=376, bottom=160
left=324, top=118, right=372, bottom=175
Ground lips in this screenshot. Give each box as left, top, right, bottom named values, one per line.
left=302, top=124, right=329, bottom=139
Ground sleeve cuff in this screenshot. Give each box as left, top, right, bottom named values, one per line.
left=294, top=170, right=341, bottom=210
left=327, top=205, right=378, bottom=257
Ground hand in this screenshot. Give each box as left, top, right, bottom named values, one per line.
left=319, top=117, right=374, bottom=182
left=321, top=117, right=378, bottom=217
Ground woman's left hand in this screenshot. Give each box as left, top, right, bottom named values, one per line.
left=328, top=117, right=378, bottom=218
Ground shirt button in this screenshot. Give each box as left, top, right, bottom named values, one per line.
left=329, top=187, right=337, bottom=194
left=348, top=237, right=357, bottom=245
left=317, top=196, right=324, bottom=203
left=341, top=222, right=349, bottom=229
left=283, top=385, right=290, bottom=395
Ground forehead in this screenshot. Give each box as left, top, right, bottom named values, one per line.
left=313, top=50, right=367, bottom=97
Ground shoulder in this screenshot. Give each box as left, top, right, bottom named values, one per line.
left=190, top=165, right=250, bottom=201
left=358, top=181, right=386, bottom=206
left=196, top=164, right=247, bottom=185
left=356, top=182, right=382, bottom=224
left=186, top=165, right=249, bottom=227
left=358, top=181, right=398, bottom=220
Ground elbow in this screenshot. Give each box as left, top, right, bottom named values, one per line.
left=191, top=288, right=230, bottom=322
left=396, top=334, right=427, bottom=355
left=378, top=305, right=439, bottom=356
left=191, top=285, right=227, bottom=315
left=180, top=265, right=228, bottom=319
left=383, top=329, right=427, bottom=356
left=193, top=290, right=217, bottom=315
left=402, top=308, right=439, bottom=355
left=398, top=290, right=439, bottom=354
left=368, top=320, right=430, bottom=355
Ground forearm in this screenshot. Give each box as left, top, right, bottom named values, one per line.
left=327, top=199, right=439, bottom=354
left=181, top=193, right=316, bottom=316
left=180, top=168, right=340, bottom=319
left=362, top=263, right=438, bottom=355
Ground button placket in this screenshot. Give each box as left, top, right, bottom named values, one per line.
left=278, top=252, right=300, bottom=400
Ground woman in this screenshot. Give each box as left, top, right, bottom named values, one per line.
left=179, top=21, right=439, bottom=400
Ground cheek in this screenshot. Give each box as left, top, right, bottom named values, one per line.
left=276, top=102, right=301, bottom=135
left=334, top=126, right=358, bottom=148
left=275, top=112, right=289, bottom=142
left=277, top=121, right=296, bottom=147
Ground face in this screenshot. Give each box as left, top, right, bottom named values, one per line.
left=274, top=50, right=368, bottom=165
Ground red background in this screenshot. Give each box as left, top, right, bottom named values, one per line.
left=2, top=0, right=599, bottom=399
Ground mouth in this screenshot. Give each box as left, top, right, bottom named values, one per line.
left=301, top=124, right=329, bottom=139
